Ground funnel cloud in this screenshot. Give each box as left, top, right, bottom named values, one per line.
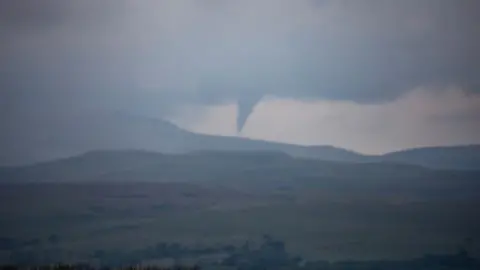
left=237, top=96, right=262, bottom=133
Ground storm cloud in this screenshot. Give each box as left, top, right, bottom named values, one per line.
left=1, top=0, right=480, bottom=132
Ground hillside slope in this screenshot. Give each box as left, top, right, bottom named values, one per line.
left=2, top=150, right=478, bottom=186
left=0, top=112, right=364, bottom=165
left=1, top=112, right=479, bottom=170
left=381, top=145, right=480, bottom=170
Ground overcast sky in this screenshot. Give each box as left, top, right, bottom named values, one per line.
left=1, top=0, right=480, bottom=154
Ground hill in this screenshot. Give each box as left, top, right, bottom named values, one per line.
left=2, top=150, right=479, bottom=187
left=0, top=112, right=364, bottom=166
left=381, top=145, right=480, bottom=170
left=1, top=150, right=480, bottom=263
left=1, top=112, right=478, bottom=170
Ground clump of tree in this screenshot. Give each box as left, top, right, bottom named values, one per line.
left=3, top=235, right=479, bottom=270
left=221, top=234, right=302, bottom=269
left=91, top=241, right=232, bottom=267
left=302, top=247, right=479, bottom=270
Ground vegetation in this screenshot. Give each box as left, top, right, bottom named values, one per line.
left=1, top=236, right=478, bottom=269
left=1, top=151, right=479, bottom=268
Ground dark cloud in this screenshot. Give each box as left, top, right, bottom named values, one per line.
left=0, top=0, right=68, bottom=29
left=1, top=0, right=479, bottom=125
left=0, top=0, right=126, bottom=30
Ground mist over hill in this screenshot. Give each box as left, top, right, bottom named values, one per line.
left=0, top=112, right=363, bottom=166
left=380, top=145, right=480, bottom=170
left=2, top=150, right=479, bottom=194
left=1, top=112, right=479, bottom=169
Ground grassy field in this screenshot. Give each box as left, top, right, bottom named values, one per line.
left=1, top=181, right=479, bottom=264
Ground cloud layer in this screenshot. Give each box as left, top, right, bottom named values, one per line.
left=171, top=88, right=480, bottom=154
left=2, top=1, right=479, bottom=99
left=1, top=0, right=479, bottom=145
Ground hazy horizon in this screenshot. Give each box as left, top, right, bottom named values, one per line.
left=2, top=2, right=480, bottom=266
left=2, top=0, right=480, bottom=156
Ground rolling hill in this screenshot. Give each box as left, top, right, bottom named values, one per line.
left=1, top=149, right=479, bottom=186
left=0, top=112, right=365, bottom=166
left=380, top=145, right=480, bottom=170
left=1, top=149, right=480, bottom=264
left=0, top=112, right=478, bottom=169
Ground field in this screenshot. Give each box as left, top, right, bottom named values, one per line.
left=1, top=179, right=479, bottom=265
left=1, top=151, right=479, bottom=268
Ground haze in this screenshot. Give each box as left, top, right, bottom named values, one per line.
left=1, top=0, right=480, bottom=155
left=2, top=1, right=480, bottom=267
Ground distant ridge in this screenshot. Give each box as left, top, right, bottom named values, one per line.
left=0, top=112, right=478, bottom=170
left=0, top=112, right=364, bottom=166
left=380, top=145, right=480, bottom=170
left=0, top=149, right=459, bottom=184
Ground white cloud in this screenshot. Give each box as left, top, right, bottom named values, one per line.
left=170, top=88, right=480, bottom=154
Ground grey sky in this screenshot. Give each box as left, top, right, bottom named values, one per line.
left=170, top=87, right=480, bottom=154
left=1, top=0, right=480, bottom=153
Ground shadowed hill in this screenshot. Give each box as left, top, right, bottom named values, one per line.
left=1, top=112, right=478, bottom=170
left=381, top=145, right=480, bottom=170
left=2, top=150, right=479, bottom=189
left=0, top=112, right=365, bottom=166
